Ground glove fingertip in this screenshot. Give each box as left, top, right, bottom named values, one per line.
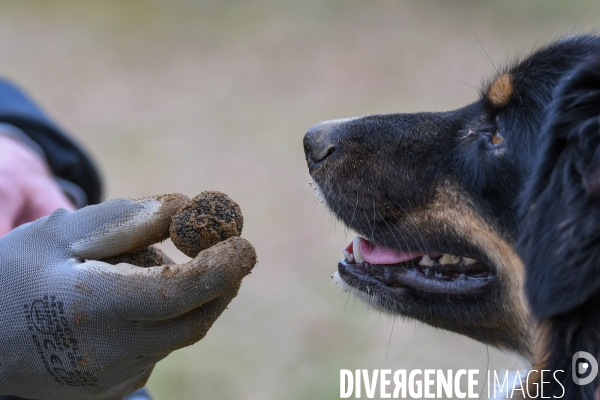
left=192, top=236, right=257, bottom=280
left=141, top=193, right=189, bottom=243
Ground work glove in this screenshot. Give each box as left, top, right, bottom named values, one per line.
left=0, top=194, right=256, bottom=399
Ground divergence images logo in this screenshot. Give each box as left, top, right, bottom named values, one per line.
left=572, top=351, right=598, bottom=386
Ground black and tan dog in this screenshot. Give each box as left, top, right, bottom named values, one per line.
left=304, top=34, right=600, bottom=399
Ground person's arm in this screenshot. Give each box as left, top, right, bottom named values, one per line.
left=0, top=79, right=102, bottom=207
left=0, top=133, right=75, bottom=236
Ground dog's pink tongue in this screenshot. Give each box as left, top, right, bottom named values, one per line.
left=359, top=237, right=423, bottom=264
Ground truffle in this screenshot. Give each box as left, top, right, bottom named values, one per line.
left=101, top=245, right=174, bottom=267
left=169, top=191, right=243, bottom=257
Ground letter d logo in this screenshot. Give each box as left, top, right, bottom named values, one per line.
left=572, top=351, right=598, bottom=385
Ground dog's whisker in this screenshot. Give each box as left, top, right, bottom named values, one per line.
left=348, top=191, right=359, bottom=230
left=362, top=209, right=376, bottom=242
left=377, top=210, right=418, bottom=268
left=388, top=212, right=427, bottom=255
left=327, top=212, right=335, bottom=240
left=385, top=316, right=396, bottom=365
left=392, top=202, right=431, bottom=254
left=465, top=18, right=495, bottom=72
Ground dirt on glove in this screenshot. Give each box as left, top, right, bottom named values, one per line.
left=169, top=191, right=243, bottom=258
left=101, top=246, right=174, bottom=267
left=100, top=191, right=244, bottom=266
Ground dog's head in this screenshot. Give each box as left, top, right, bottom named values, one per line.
left=304, top=35, right=600, bottom=362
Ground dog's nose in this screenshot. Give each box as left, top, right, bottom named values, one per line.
left=304, top=123, right=337, bottom=165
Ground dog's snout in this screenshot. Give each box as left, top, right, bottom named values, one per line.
left=304, top=123, right=338, bottom=166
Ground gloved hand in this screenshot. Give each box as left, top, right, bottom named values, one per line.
left=0, top=194, right=256, bottom=399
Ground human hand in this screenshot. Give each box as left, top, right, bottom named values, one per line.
left=0, top=194, right=257, bottom=399
left=0, top=134, right=75, bottom=236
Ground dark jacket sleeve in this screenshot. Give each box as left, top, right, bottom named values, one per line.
left=0, top=79, right=102, bottom=205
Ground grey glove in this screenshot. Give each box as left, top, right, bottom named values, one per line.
left=0, top=194, right=256, bottom=399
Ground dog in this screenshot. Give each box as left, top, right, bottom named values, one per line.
left=304, top=34, right=600, bottom=399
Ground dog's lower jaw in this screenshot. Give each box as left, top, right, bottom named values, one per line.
left=334, top=269, right=535, bottom=362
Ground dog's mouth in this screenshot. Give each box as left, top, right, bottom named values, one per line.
left=339, top=237, right=495, bottom=295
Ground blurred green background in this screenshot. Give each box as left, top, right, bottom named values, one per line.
left=2, top=1, right=599, bottom=398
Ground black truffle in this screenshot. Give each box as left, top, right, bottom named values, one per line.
left=169, top=191, right=243, bottom=257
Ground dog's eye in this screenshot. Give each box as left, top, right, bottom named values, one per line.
left=491, top=129, right=504, bottom=145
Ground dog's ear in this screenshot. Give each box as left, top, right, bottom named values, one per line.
left=517, top=54, right=600, bottom=319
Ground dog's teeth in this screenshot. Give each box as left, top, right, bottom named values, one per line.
left=439, top=254, right=460, bottom=265
left=424, top=268, right=432, bottom=277
left=458, top=273, right=467, bottom=280
left=353, top=237, right=365, bottom=263
left=462, top=257, right=477, bottom=265
left=419, top=255, right=435, bottom=267
left=435, top=271, right=443, bottom=279
left=343, top=249, right=355, bottom=263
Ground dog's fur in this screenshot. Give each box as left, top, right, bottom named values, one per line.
left=304, top=34, right=600, bottom=398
